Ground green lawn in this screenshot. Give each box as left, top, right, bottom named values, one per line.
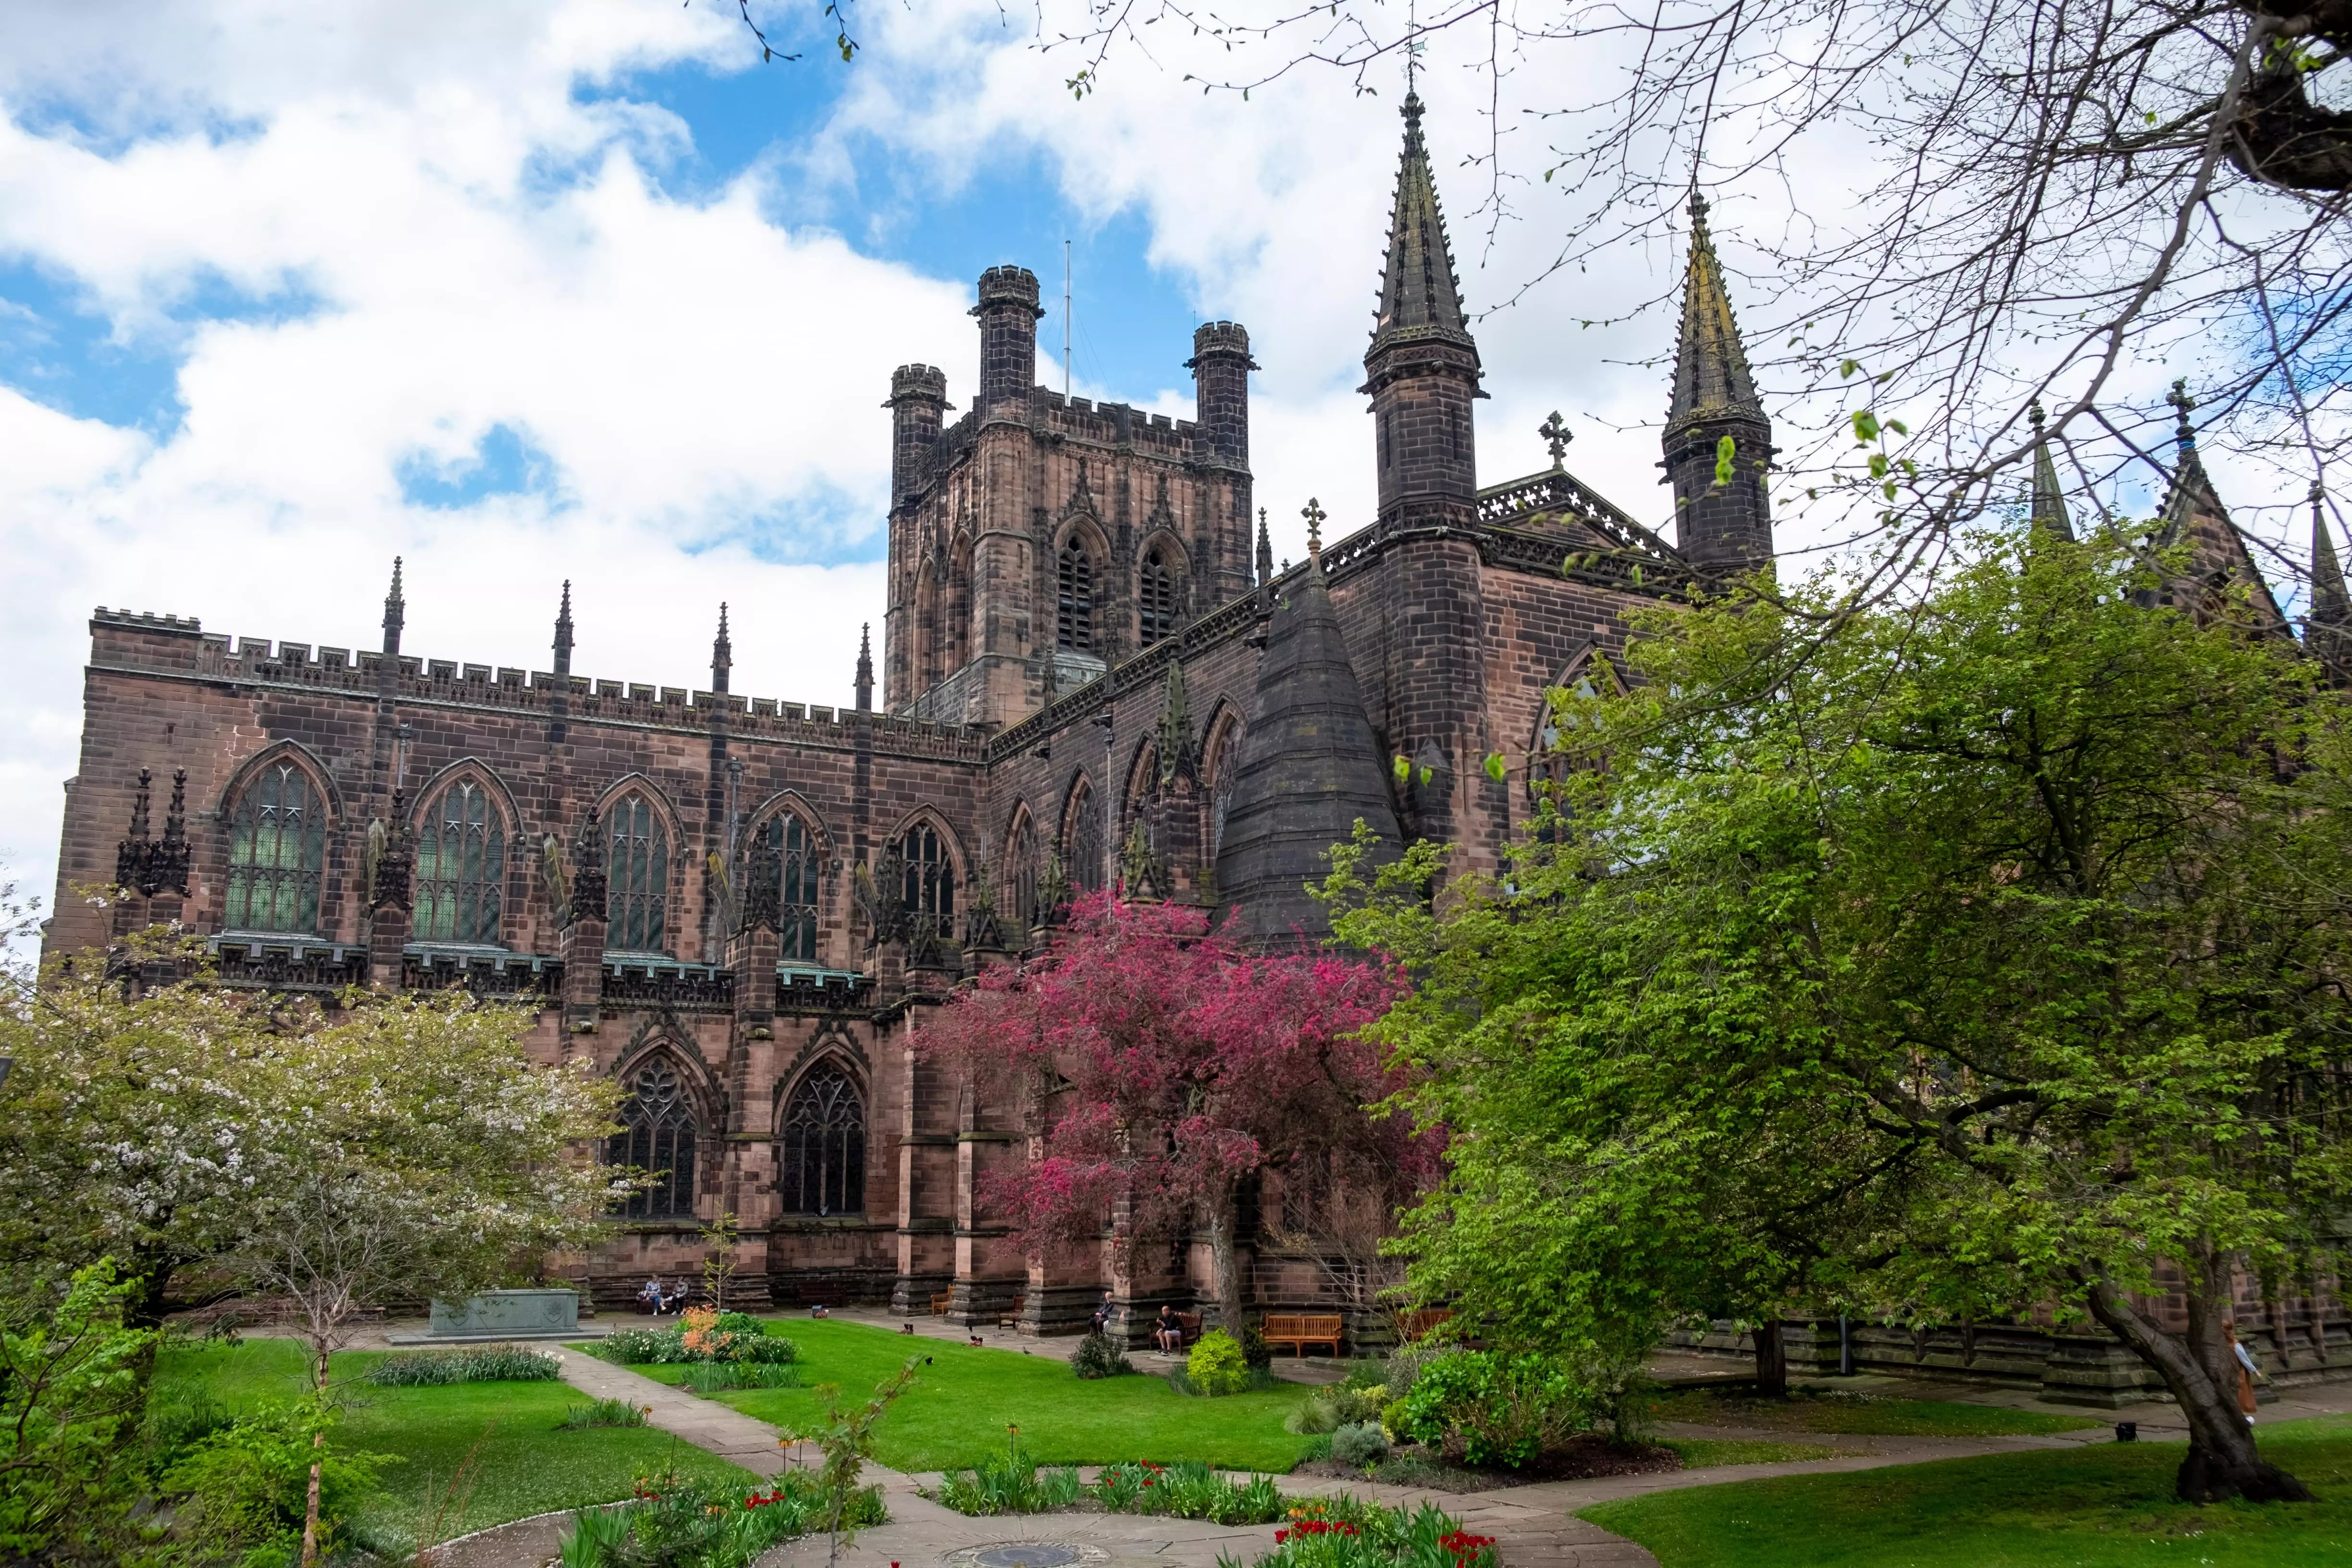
left=1664, top=1438, right=1842, bottom=1468
left=611, top=1317, right=1317, bottom=1472
left=153, top=1337, right=753, bottom=1554
left=1583, top=1414, right=2352, bottom=1567
left=1649, top=1386, right=2105, bottom=1437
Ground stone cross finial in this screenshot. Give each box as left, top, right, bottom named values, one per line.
left=1540, top=410, right=1571, bottom=468
left=2028, top=399, right=2046, bottom=432
left=1302, top=497, right=1326, bottom=558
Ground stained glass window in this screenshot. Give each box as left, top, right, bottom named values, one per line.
left=1057, top=538, right=1094, bottom=652
left=779, top=1064, right=866, bottom=1216
left=610, top=1059, right=697, bottom=1220
left=899, top=823, right=955, bottom=930
left=1206, top=723, right=1242, bottom=861
left=224, top=761, right=325, bottom=933
left=1139, top=548, right=1177, bottom=644
left=1005, top=814, right=1037, bottom=930
left=760, top=812, right=821, bottom=962
left=1067, top=781, right=1105, bottom=892
left=606, top=793, right=669, bottom=952
left=414, top=779, right=504, bottom=944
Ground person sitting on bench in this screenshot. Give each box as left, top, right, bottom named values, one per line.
left=639, top=1276, right=668, bottom=1315
left=1089, top=1291, right=1114, bottom=1336
left=1154, top=1304, right=1184, bottom=1354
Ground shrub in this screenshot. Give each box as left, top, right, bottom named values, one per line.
left=715, top=1311, right=769, bottom=1337
left=563, top=1470, right=880, bottom=1568
left=1341, top=1359, right=1388, bottom=1391
left=1094, top=1461, right=1282, bottom=1524
left=366, top=1343, right=561, bottom=1385
left=1070, top=1331, right=1133, bottom=1381
left=1187, top=1330, right=1251, bottom=1397
left=1238, top=1324, right=1274, bottom=1371
left=1286, top=1385, right=1386, bottom=1434
left=558, top=1398, right=650, bottom=1430
left=932, top=1428, right=1082, bottom=1516
left=598, top=1317, right=797, bottom=1367
left=1387, top=1351, right=1583, bottom=1470
left=599, top=1327, right=692, bottom=1365
left=678, top=1361, right=801, bottom=1393
left=165, top=1400, right=395, bottom=1563
left=1331, top=1422, right=1391, bottom=1468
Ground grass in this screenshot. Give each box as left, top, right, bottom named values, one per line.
left=1664, top=1437, right=1843, bottom=1467
left=1581, top=1413, right=2352, bottom=1567
left=152, top=1336, right=753, bottom=1555
left=610, top=1317, right=1317, bottom=1472
left=1648, top=1384, right=2106, bottom=1437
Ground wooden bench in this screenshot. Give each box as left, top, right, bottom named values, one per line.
left=930, top=1292, right=952, bottom=1317
left=1177, top=1310, right=1203, bottom=1347
left=997, top=1292, right=1028, bottom=1331
left=1398, top=1308, right=1454, bottom=1340
left=1262, top=1313, right=1344, bottom=1358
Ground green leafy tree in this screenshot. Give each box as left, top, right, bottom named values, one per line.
left=0, top=1260, right=157, bottom=1563
left=1334, top=528, right=2352, bottom=1504
left=790, top=1360, right=918, bottom=1568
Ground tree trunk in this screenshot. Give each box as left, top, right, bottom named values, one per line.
left=1753, top=1320, right=1788, bottom=1397
left=300, top=1338, right=331, bottom=1567
left=1204, top=1188, right=1246, bottom=1332
left=2082, top=1274, right=2311, bottom=1504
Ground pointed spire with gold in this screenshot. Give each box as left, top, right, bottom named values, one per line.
left=1663, top=190, right=1774, bottom=581
left=2028, top=401, right=2075, bottom=543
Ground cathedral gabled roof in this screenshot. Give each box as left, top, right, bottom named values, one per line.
left=1214, top=551, right=1400, bottom=944
left=1369, top=92, right=1477, bottom=360
left=2029, top=402, right=2076, bottom=543
left=1667, top=193, right=1764, bottom=432
left=2151, top=382, right=2288, bottom=636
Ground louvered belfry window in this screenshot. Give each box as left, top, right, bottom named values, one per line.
left=225, top=761, right=325, bottom=933
left=605, top=793, right=669, bottom=952
left=414, top=779, right=504, bottom=944
left=1139, top=548, right=1177, bottom=644
left=779, top=1065, right=866, bottom=1216
left=611, top=1059, right=697, bottom=1220
left=1057, top=538, right=1094, bottom=651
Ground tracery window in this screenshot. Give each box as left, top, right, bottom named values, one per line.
left=759, top=812, right=821, bottom=962
left=1066, top=780, right=1105, bottom=892
left=1530, top=664, right=1609, bottom=844
left=1139, top=548, right=1177, bottom=644
left=224, top=760, right=325, bottom=933
left=1005, top=814, right=1038, bottom=931
left=610, top=1059, right=697, bottom=1220
left=414, top=779, right=504, bottom=944
left=1205, top=722, right=1243, bottom=861
left=899, top=823, right=956, bottom=931
left=778, top=1064, right=866, bottom=1216
left=1057, top=538, right=1095, bottom=652
left=606, top=792, right=670, bottom=952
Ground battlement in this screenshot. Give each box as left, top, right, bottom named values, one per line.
left=88, top=614, right=986, bottom=762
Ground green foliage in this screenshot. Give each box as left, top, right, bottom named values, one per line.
left=366, top=1343, right=561, bottom=1385
left=558, top=1504, right=632, bottom=1568
left=1646, top=1386, right=2098, bottom=1437
left=933, top=1427, right=1084, bottom=1515
left=1328, top=531, right=2352, bottom=1472
left=784, top=1359, right=919, bottom=1559
left=1331, top=1422, right=1392, bottom=1468
left=0, top=1260, right=158, bottom=1563
left=600, top=1320, right=798, bottom=1367
left=1220, top=1497, right=1495, bottom=1568
left=558, top=1398, right=651, bottom=1430
left=1237, top=1324, right=1274, bottom=1371
left=1286, top=1384, right=1387, bottom=1434
left=1665, top=1438, right=1836, bottom=1467
left=1188, top=1330, right=1251, bottom=1396
left=1387, top=1351, right=1583, bottom=1470
left=1070, top=1330, right=1134, bottom=1380
left=1090, top=1459, right=1284, bottom=1522
left=164, top=1397, right=396, bottom=1564
left=676, top=1360, right=800, bottom=1393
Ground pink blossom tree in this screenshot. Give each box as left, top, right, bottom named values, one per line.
left=915, top=893, right=1434, bottom=1322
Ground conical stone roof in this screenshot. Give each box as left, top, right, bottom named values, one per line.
left=1667, top=194, right=1764, bottom=431
left=1370, top=92, right=1476, bottom=358
left=1213, top=560, right=1401, bottom=944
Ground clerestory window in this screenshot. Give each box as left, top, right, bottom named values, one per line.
left=760, top=812, right=822, bottom=963
left=606, top=792, right=670, bottom=952
left=414, top=778, right=505, bottom=945
left=224, top=761, right=325, bottom=934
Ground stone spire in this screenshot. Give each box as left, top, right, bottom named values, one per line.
left=381, top=556, right=405, bottom=657
left=1213, top=553, right=1400, bottom=944
left=2151, top=380, right=2288, bottom=636
left=549, top=581, right=576, bottom=743
left=553, top=580, right=575, bottom=674
left=1663, top=192, right=1774, bottom=582
left=1362, top=91, right=1482, bottom=528
left=2311, top=484, right=2351, bottom=686
left=710, top=602, right=732, bottom=695
left=855, top=622, right=874, bottom=712
left=2028, top=401, right=2075, bottom=542
left=1256, top=507, right=1274, bottom=588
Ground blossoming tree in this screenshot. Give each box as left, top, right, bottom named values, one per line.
left=915, top=892, right=1432, bottom=1323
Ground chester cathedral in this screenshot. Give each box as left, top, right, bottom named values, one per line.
left=45, top=97, right=2337, bottom=1398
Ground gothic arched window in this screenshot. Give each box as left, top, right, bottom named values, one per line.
left=899, top=823, right=955, bottom=930
left=1530, top=663, right=1611, bottom=844
left=414, top=778, right=505, bottom=944
left=779, top=1064, right=866, bottom=1215
left=606, top=792, right=670, bottom=953
left=1057, top=538, right=1095, bottom=652
left=760, top=812, right=822, bottom=963
left=1005, top=814, right=1037, bottom=931
left=1066, top=781, right=1105, bottom=892
left=610, top=1059, right=697, bottom=1220
left=224, top=760, right=325, bottom=934
left=1139, top=548, right=1177, bottom=644
left=1205, top=720, right=1244, bottom=861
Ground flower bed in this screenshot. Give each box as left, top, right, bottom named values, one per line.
left=932, top=1433, right=1286, bottom=1522
left=595, top=1308, right=798, bottom=1367
left=365, top=1343, right=562, bottom=1385
left=1224, top=1499, right=1497, bottom=1568
left=557, top=1467, right=883, bottom=1568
